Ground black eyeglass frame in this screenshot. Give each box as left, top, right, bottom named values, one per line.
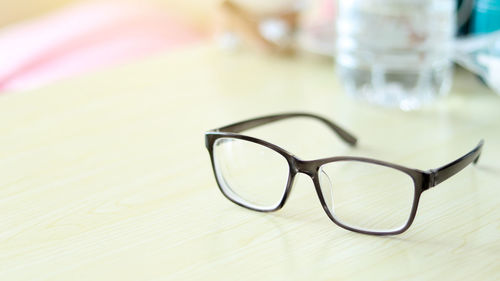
left=205, top=112, right=484, bottom=235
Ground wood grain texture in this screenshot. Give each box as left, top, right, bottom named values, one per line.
left=0, top=46, right=499, bottom=281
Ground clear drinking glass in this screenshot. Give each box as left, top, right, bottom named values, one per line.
left=336, top=0, right=455, bottom=110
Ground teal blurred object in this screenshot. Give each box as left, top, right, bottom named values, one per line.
left=471, top=0, right=500, bottom=34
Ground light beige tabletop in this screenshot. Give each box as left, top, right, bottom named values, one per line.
left=1, top=45, right=499, bottom=280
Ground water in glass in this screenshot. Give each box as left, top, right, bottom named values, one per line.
left=336, top=0, right=455, bottom=110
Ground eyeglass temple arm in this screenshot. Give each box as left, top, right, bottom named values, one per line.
left=215, top=112, right=357, bottom=146
left=428, top=140, right=484, bottom=188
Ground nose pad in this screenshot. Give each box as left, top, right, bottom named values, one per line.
left=319, top=168, right=334, bottom=212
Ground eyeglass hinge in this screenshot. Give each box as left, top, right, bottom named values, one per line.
left=427, top=169, right=438, bottom=189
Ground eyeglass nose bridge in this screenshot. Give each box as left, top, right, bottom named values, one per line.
left=292, top=158, right=319, bottom=179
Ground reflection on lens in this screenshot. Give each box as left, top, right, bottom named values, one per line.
left=213, top=138, right=289, bottom=210
left=319, top=161, right=415, bottom=232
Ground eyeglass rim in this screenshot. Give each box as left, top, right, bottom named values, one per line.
left=206, top=132, right=424, bottom=235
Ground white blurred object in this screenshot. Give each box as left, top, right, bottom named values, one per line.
left=259, top=18, right=292, bottom=45
left=454, top=31, right=500, bottom=94
left=217, top=0, right=302, bottom=54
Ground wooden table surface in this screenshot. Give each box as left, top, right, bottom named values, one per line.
left=1, top=45, right=499, bottom=280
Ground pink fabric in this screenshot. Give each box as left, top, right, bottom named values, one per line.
left=0, top=1, right=204, bottom=92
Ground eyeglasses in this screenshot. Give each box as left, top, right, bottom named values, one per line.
left=204, top=113, right=483, bottom=235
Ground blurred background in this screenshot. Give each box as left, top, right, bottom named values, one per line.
left=0, top=0, right=219, bottom=92
left=1, top=0, right=499, bottom=109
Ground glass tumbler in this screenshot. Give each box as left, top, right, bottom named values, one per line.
left=336, top=0, right=455, bottom=110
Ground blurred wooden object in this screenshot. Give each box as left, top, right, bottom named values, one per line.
left=0, top=45, right=499, bottom=280
left=218, top=0, right=299, bottom=54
